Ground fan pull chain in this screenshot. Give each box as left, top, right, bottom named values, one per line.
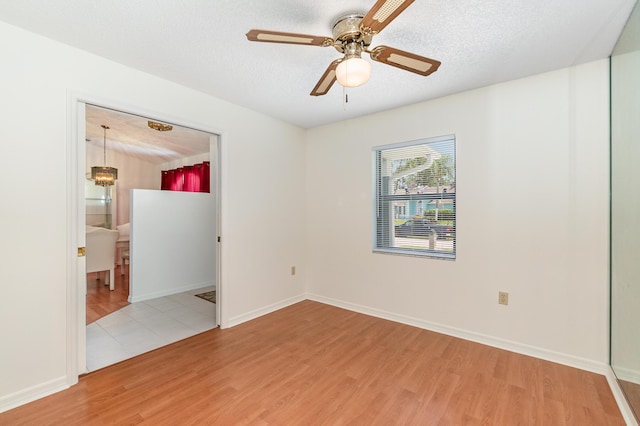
left=342, top=86, right=349, bottom=110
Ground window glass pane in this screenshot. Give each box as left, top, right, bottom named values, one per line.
left=373, top=136, right=456, bottom=259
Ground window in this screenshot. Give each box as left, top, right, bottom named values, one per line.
left=373, top=135, right=456, bottom=259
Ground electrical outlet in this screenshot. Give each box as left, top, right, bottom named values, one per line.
left=498, top=291, right=509, bottom=305
left=291, top=266, right=296, bottom=276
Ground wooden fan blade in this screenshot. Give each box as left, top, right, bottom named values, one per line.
left=310, top=60, right=341, bottom=96
left=246, top=29, right=333, bottom=47
left=360, top=0, right=415, bottom=35
left=369, top=46, right=441, bottom=76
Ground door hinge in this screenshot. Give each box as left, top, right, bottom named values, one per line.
left=78, top=247, right=86, bottom=257
left=217, top=236, right=221, bottom=243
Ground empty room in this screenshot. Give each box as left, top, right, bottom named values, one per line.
left=1, top=0, right=639, bottom=424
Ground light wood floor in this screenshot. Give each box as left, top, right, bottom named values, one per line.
left=1, top=301, right=625, bottom=425
left=86, top=265, right=130, bottom=324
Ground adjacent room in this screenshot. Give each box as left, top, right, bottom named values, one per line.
left=0, top=0, right=639, bottom=424
left=84, top=105, right=218, bottom=370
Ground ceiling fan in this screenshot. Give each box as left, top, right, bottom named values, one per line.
left=246, top=0, right=441, bottom=96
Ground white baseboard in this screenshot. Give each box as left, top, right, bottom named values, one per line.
left=606, top=367, right=639, bottom=426
left=612, top=365, right=640, bottom=385
left=225, top=294, right=306, bottom=328
left=0, top=376, right=69, bottom=414
left=128, top=280, right=215, bottom=303
left=306, top=293, right=608, bottom=375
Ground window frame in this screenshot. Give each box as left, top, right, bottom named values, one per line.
left=372, top=135, right=456, bottom=260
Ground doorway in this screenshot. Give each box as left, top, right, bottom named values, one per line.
left=69, top=98, right=222, bottom=375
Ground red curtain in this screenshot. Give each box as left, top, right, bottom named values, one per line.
left=161, top=161, right=210, bottom=193
left=202, top=161, right=210, bottom=193
left=174, top=168, right=184, bottom=191
left=183, top=165, right=197, bottom=192
left=161, top=170, right=172, bottom=190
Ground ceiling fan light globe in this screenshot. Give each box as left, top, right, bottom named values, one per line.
left=336, top=57, right=371, bottom=87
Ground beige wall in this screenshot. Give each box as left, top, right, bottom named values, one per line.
left=305, top=60, right=610, bottom=369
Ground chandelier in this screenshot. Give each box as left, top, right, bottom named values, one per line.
left=91, top=124, right=118, bottom=186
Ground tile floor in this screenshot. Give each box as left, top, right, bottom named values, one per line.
left=86, top=286, right=216, bottom=372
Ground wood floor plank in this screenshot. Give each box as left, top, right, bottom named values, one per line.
left=0, top=300, right=626, bottom=425
left=86, top=265, right=129, bottom=324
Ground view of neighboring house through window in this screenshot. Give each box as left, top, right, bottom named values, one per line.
left=373, top=135, right=456, bottom=259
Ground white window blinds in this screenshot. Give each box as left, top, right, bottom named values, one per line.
left=373, top=135, right=456, bottom=259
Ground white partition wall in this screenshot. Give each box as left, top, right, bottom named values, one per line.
left=129, top=189, right=216, bottom=302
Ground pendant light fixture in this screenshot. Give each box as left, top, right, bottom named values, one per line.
left=91, top=124, right=118, bottom=186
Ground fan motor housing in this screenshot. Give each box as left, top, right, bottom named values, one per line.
left=332, top=14, right=364, bottom=43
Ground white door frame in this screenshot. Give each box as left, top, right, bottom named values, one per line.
left=66, top=91, right=223, bottom=382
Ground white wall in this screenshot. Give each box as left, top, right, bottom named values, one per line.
left=130, top=189, right=215, bottom=302
left=305, top=60, right=610, bottom=369
left=87, top=144, right=159, bottom=226
left=88, top=146, right=211, bottom=229
left=611, top=48, right=640, bottom=383
left=0, top=21, right=306, bottom=411
left=158, top=152, right=210, bottom=171
left=0, top=16, right=613, bottom=413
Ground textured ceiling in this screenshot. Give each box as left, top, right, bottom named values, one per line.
left=0, top=0, right=636, bottom=130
